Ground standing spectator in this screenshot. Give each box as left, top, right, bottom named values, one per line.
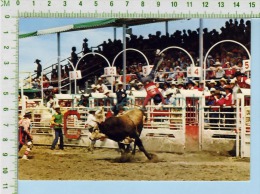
left=34, top=59, right=42, bottom=79
left=70, top=47, right=78, bottom=67
left=46, top=96, right=55, bottom=110
left=82, top=38, right=89, bottom=54
left=209, top=90, right=225, bottom=129
left=97, top=77, right=108, bottom=92
left=113, top=81, right=127, bottom=115
left=18, top=112, right=33, bottom=160
left=223, top=86, right=234, bottom=129
left=50, top=106, right=65, bottom=150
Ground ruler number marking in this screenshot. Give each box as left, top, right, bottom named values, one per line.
left=3, top=183, right=8, bottom=189
left=218, top=2, right=224, bottom=7
left=157, top=1, right=160, bottom=7
left=94, top=1, right=98, bottom=6
left=126, top=1, right=129, bottom=6
left=234, top=2, right=240, bottom=7
left=3, top=167, right=8, bottom=174
left=3, top=107, right=9, bottom=111
left=171, top=1, right=178, bottom=7
left=32, top=0, right=35, bottom=6
left=79, top=1, right=82, bottom=6
left=48, top=0, right=51, bottom=6
left=249, top=2, right=255, bottom=7
left=187, top=1, right=192, bottom=7
left=141, top=1, right=145, bottom=7
left=110, top=1, right=113, bottom=7
left=202, top=1, right=208, bottom=7
left=3, top=153, right=8, bottom=156
left=63, top=1, right=67, bottom=6
left=16, top=0, right=20, bottom=5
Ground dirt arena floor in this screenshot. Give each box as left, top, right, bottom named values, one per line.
left=18, top=146, right=250, bottom=181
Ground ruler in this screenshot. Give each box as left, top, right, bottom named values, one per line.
left=0, top=0, right=259, bottom=194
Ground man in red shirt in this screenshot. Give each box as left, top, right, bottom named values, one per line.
left=222, top=85, right=234, bottom=129
left=135, top=50, right=165, bottom=108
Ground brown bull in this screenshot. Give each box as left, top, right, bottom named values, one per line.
left=95, top=108, right=152, bottom=160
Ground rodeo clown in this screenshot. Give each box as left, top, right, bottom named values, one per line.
left=18, top=112, right=33, bottom=160
left=135, top=49, right=165, bottom=109
left=85, top=108, right=106, bottom=153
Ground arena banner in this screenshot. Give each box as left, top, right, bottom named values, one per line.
left=1, top=1, right=260, bottom=194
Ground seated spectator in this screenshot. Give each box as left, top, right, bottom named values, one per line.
left=176, top=81, right=184, bottom=90
left=197, top=80, right=207, bottom=92
left=164, top=90, right=176, bottom=105
left=207, top=61, right=216, bottom=80
left=218, top=77, right=227, bottom=92
left=174, top=66, right=184, bottom=83
left=168, top=80, right=178, bottom=94
left=42, top=74, right=50, bottom=89
left=90, top=84, right=98, bottom=93
left=234, top=71, right=250, bottom=89
left=51, top=73, right=58, bottom=88
left=96, top=84, right=104, bottom=93
left=136, top=82, right=145, bottom=91
left=186, top=80, right=198, bottom=90
left=166, top=67, right=176, bottom=81
left=224, top=62, right=236, bottom=79
left=207, top=79, right=217, bottom=91
left=214, top=62, right=225, bottom=79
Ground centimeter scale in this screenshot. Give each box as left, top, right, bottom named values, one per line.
left=0, top=0, right=259, bottom=194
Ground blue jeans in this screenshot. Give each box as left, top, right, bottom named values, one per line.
left=51, top=128, right=64, bottom=149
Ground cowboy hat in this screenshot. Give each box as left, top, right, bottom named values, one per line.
left=171, top=80, right=176, bottom=85
left=91, top=84, right=97, bottom=89
left=165, top=90, right=173, bottom=96
left=214, top=61, right=221, bottom=66
left=229, top=79, right=236, bottom=84
left=208, top=79, right=217, bottom=85
left=54, top=105, right=60, bottom=109
left=219, top=77, right=227, bottom=83
left=117, top=81, right=123, bottom=85
left=96, top=84, right=101, bottom=89
left=34, top=59, right=41, bottom=63
left=210, top=88, right=216, bottom=92
left=103, top=90, right=111, bottom=95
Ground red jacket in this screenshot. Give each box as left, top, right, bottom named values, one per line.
left=144, top=82, right=161, bottom=98
left=224, top=93, right=233, bottom=106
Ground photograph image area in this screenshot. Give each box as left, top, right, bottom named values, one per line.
left=18, top=18, right=250, bottom=180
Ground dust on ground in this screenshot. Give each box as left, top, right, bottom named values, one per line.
left=18, top=146, right=250, bottom=181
